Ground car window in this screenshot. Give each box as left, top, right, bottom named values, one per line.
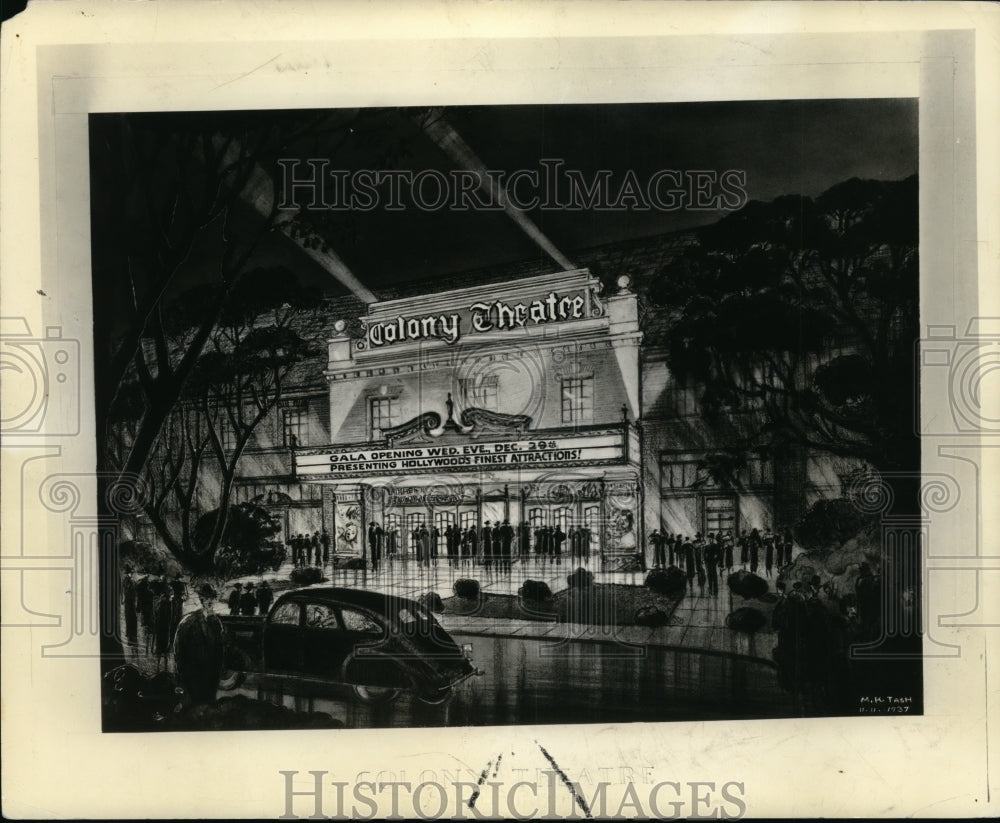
left=270, top=601, right=300, bottom=626
left=340, top=608, right=383, bottom=635
left=304, top=603, right=341, bottom=630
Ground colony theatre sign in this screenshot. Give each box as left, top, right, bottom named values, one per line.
left=352, top=269, right=605, bottom=354
left=295, top=431, right=627, bottom=478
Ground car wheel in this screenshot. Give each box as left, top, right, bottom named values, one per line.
left=218, top=649, right=250, bottom=691
left=417, top=685, right=453, bottom=705
left=218, top=669, right=246, bottom=691
left=352, top=684, right=401, bottom=704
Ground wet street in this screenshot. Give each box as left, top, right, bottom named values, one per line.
left=232, top=633, right=794, bottom=727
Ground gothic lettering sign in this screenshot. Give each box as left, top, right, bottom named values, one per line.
left=358, top=289, right=590, bottom=350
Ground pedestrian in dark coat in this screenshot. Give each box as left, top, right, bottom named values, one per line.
left=121, top=566, right=138, bottom=650
left=499, top=520, right=514, bottom=572
left=749, top=528, right=761, bottom=575
left=173, top=584, right=226, bottom=706
left=169, top=575, right=187, bottom=648
left=227, top=583, right=242, bottom=616
left=683, top=537, right=696, bottom=587
left=136, top=575, right=155, bottom=653
left=553, top=526, right=566, bottom=565
left=765, top=535, right=775, bottom=577
left=256, top=580, right=273, bottom=615
left=320, top=530, right=331, bottom=563
left=430, top=526, right=440, bottom=561
left=240, top=583, right=257, bottom=616
left=153, top=583, right=173, bottom=670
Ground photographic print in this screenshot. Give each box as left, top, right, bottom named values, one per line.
left=91, top=99, right=924, bottom=732
left=4, top=4, right=997, bottom=818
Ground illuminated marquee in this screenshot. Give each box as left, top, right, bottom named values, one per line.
left=295, top=433, right=626, bottom=477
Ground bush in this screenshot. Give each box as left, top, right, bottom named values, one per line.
left=419, top=591, right=444, bottom=613
left=567, top=567, right=594, bottom=589
left=519, top=579, right=553, bottom=602
left=453, top=578, right=481, bottom=599
left=645, top=566, right=687, bottom=596
left=726, top=607, right=767, bottom=634
left=289, top=566, right=323, bottom=585
left=795, top=497, right=878, bottom=552
left=635, top=606, right=670, bottom=627
left=727, top=570, right=769, bottom=599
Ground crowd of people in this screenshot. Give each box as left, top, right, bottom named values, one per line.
left=225, top=580, right=274, bottom=616
left=120, top=566, right=189, bottom=671
left=359, top=520, right=597, bottom=573
left=647, top=527, right=795, bottom=595
left=287, top=531, right=331, bottom=566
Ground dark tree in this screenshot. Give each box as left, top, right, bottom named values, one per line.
left=645, top=176, right=918, bottom=479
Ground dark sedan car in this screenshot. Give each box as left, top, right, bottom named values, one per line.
left=220, top=587, right=476, bottom=704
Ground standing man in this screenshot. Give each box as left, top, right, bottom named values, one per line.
left=227, top=582, right=242, bottom=616
left=256, top=580, right=273, bottom=615
left=650, top=529, right=665, bottom=568
left=173, top=584, right=227, bottom=707
left=121, top=565, right=138, bottom=652
left=683, top=536, right=696, bottom=591
left=240, top=583, right=257, bottom=616
left=153, top=581, right=172, bottom=672
left=320, top=529, right=331, bottom=564
left=749, top=528, right=761, bottom=575
left=500, top=519, right=515, bottom=573
left=371, top=523, right=384, bottom=573
left=553, top=524, right=566, bottom=566
left=705, top=539, right=721, bottom=596
left=430, top=523, right=440, bottom=565
left=169, top=574, right=187, bottom=650
left=137, top=575, right=155, bottom=655
left=420, top=524, right=431, bottom=566
left=413, top=525, right=423, bottom=564
left=367, top=522, right=378, bottom=570
left=481, top=522, right=494, bottom=571
left=312, top=532, right=322, bottom=567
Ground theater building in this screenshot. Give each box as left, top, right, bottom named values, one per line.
left=290, top=268, right=645, bottom=561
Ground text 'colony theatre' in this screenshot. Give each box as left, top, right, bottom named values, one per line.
left=292, top=269, right=646, bottom=560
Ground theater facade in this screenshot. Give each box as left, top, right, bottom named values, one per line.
left=292, top=269, right=646, bottom=561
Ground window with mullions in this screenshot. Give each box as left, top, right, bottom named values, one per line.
left=528, top=508, right=547, bottom=528
left=561, top=376, right=593, bottom=424
left=553, top=507, right=570, bottom=531
left=460, top=510, right=478, bottom=531
left=661, top=460, right=703, bottom=490
left=459, top=376, right=499, bottom=411
left=369, top=397, right=399, bottom=437
left=745, top=455, right=774, bottom=486
left=664, top=381, right=699, bottom=417
left=282, top=402, right=308, bottom=447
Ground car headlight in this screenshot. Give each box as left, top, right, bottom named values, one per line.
left=462, top=642, right=473, bottom=658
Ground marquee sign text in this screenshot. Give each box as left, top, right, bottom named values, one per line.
left=295, top=433, right=624, bottom=478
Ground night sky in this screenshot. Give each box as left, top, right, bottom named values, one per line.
left=90, top=98, right=918, bottom=305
